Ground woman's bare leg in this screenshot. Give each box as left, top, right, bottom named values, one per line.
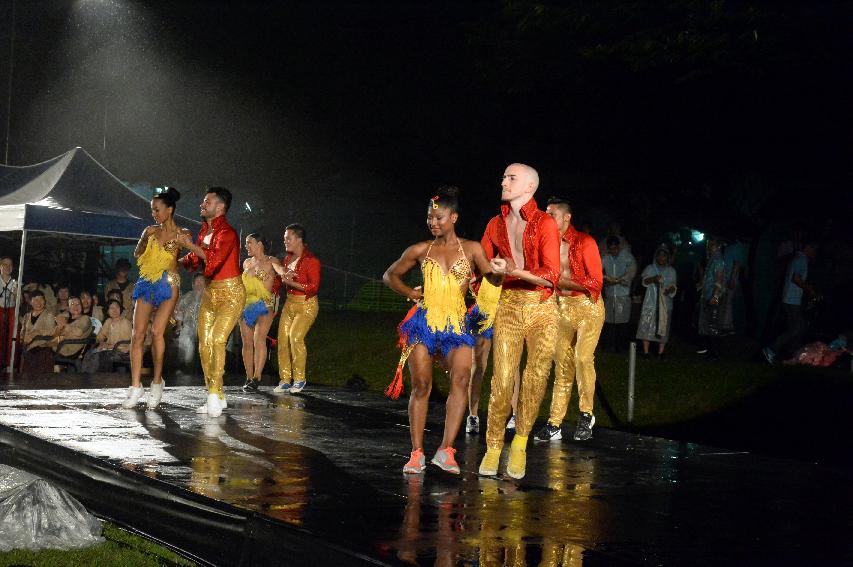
left=239, top=319, right=255, bottom=380
left=407, top=345, right=433, bottom=452
left=130, top=300, right=154, bottom=388
left=149, top=289, right=178, bottom=384
left=469, top=338, right=491, bottom=416
left=441, top=345, right=472, bottom=448
left=252, top=312, right=275, bottom=378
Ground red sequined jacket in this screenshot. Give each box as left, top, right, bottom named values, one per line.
left=281, top=249, right=321, bottom=298
left=181, top=215, right=241, bottom=281
left=560, top=225, right=603, bottom=301
left=480, top=198, right=561, bottom=300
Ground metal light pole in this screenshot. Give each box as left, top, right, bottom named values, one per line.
left=627, top=341, right=636, bottom=423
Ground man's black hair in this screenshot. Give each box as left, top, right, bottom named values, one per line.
left=546, top=196, right=572, bottom=215
left=285, top=223, right=307, bottom=244
left=206, top=186, right=232, bottom=212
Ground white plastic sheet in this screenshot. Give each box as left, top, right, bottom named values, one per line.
left=0, top=464, right=103, bottom=551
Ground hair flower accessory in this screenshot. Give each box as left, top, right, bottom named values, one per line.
left=430, top=195, right=440, bottom=209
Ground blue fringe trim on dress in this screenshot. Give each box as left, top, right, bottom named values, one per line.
left=242, top=300, right=269, bottom=327
left=132, top=271, right=173, bottom=308
left=466, top=304, right=494, bottom=340
left=400, top=306, right=475, bottom=358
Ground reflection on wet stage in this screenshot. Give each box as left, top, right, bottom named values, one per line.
left=0, top=377, right=849, bottom=566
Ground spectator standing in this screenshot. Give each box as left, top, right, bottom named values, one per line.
left=763, top=239, right=820, bottom=363
left=636, top=246, right=678, bottom=357
left=601, top=237, right=636, bottom=352
left=0, top=256, right=18, bottom=369
left=175, top=273, right=206, bottom=370
left=598, top=222, right=632, bottom=258
left=697, top=237, right=730, bottom=358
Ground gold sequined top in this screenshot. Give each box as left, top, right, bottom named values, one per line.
left=246, top=257, right=272, bottom=282
left=422, top=240, right=471, bottom=286
left=163, top=238, right=180, bottom=255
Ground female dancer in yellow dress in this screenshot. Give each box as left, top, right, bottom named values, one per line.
left=239, top=233, right=281, bottom=392
left=383, top=186, right=501, bottom=474
left=122, top=187, right=192, bottom=409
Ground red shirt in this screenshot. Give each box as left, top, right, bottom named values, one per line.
left=281, top=248, right=321, bottom=298
left=561, top=225, right=603, bottom=301
left=181, top=215, right=241, bottom=281
left=480, top=197, right=561, bottom=300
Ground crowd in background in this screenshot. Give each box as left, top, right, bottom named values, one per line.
left=0, top=218, right=849, bottom=377
left=0, top=256, right=207, bottom=377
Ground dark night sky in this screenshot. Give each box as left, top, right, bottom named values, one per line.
left=1, top=0, right=851, bottom=275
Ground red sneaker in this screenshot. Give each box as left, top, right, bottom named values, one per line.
left=403, top=449, right=426, bottom=474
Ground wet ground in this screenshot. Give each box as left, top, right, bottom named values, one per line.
left=1, top=373, right=851, bottom=566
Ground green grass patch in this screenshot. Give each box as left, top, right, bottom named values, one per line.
left=299, top=309, right=850, bottom=431
left=0, top=522, right=195, bottom=567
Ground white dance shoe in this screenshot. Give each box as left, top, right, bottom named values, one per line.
left=147, top=380, right=165, bottom=410
left=121, top=386, right=144, bottom=409
left=196, top=393, right=222, bottom=417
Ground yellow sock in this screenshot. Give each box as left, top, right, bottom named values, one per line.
left=511, top=434, right=528, bottom=451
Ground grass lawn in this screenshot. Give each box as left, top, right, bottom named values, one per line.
left=299, top=310, right=779, bottom=427
left=295, top=309, right=852, bottom=464
left=0, top=522, right=195, bottom=567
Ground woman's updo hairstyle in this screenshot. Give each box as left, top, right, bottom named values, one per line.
left=247, top=232, right=270, bottom=252
left=154, top=186, right=181, bottom=211
left=430, top=185, right=460, bottom=213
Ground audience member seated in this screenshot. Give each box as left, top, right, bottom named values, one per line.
left=50, top=296, right=93, bottom=361
left=105, top=258, right=135, bottom=317
left=106, top=289, right=132, bottom=321
left=22, top=282, right=57, bottom=315
left=80, top=290, right=104, bottom=323
left=20, top=290, right=56, bottom=375
left=54, top=284, right=70, bottom=316
left=81, top=299, right=132, bottom=374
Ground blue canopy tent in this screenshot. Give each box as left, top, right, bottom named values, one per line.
left=0, top=147, right=199, bottom=372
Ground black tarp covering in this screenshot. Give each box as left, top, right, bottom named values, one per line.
left=0, top=425, right=392, bottom=567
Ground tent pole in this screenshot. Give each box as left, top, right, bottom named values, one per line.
left=8, top=228, right=26, bottom=374
left=3, top=0, right=15, bottom=165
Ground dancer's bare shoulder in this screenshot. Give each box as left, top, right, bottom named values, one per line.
left=409, top=240, right=432, bottom=258
left=461, top=238, right=485, bottom=256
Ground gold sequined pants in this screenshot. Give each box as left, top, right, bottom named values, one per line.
left=198, top=277, right=245, bottom=396
left=277, top=295, right=319, bottom=384
left=485, top=289, right=558, bottom=449
left=548, top=293, right=605, bottom=423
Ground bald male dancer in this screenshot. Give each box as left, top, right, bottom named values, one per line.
left=478, top=163, right=561, bottom=479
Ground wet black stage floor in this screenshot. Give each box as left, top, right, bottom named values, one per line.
left=1, top=373, right=851, bottom=566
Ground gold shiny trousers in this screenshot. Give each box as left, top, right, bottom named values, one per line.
left=277, top=295, right=319, bottom=384
left=548, top=293, right=605, bottom=423
left=198, top=277, right=245, bottom=397
left=485, top=289, right=558, bottom=449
